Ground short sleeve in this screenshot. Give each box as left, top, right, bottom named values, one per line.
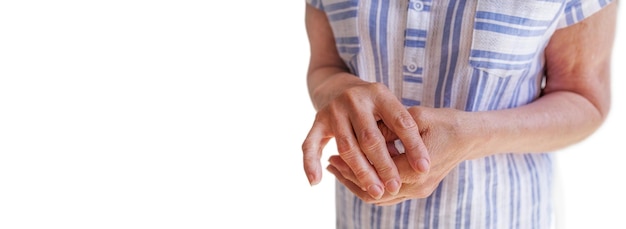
left=306, top=0, right=324, bottom=10
left=557, top=0, right=613, bottom=29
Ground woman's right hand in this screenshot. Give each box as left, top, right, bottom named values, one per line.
left=302, top=72, right=431, bottom=199
left=302, top=3, right=430, bottom=200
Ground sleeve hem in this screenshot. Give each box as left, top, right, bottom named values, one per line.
left=556, top=0, right=613, bottom=29
left=306, top=0, right=325, bottom=10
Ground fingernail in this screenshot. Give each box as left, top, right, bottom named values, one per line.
left=416, top=158, right=430, bottom=173
left=385, top=179, right=400, bottom=195
left=394, top=140, right=405, bottom=154
left=368, top=184, right=384, bottom=200
left=307, top=173, right=319, bottom=186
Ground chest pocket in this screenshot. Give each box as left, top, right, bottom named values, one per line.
left=469, top=0, right=565, bottom=77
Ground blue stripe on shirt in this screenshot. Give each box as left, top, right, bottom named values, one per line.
left=405, top=29, right=428, bottom=37
left=475, top=11, right=553, bottom=27
left=469, top=60, right=531, bottom=71
left=404, top=75, right=423, bottom=83
left=402, top=98, right=421, bottom=106
left=470, top=50, right=536, bottom=62
left=335, top=36, right=359, bottom=44
left=324, top=0, right=358, bottom=12
left=405, top=40, right=426, bottom=48
left=337, top=46, right=360, bottom=54
left=474, top=22, right=547, bottom=36
left=329, top=10, right=358, bottom=21
left=378, top=0, right=391, bottom=86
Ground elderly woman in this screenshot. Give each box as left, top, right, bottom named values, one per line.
left=301, top=0, right=618, bottom=228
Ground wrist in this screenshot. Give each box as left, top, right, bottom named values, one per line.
left=310, top=72, right=365, bottom=110
left=455, top=110, right=490, bottom=160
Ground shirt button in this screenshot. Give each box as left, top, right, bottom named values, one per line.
left=408, top=64, right=418, bottom=72
left=411, top=1, right=424, bottom=11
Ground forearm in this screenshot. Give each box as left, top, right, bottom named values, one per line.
left=463, top=2, right=615, bottom=160
left=464, top=90, right=607, bottom=159
left=305, top=2, right=367, bottom=112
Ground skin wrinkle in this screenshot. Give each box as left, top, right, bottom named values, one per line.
left=303, top=1, right=617, bottom=210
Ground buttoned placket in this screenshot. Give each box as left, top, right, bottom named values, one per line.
left=400, top=0, right=430, bottom=106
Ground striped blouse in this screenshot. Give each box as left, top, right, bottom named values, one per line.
left=305, top=0, right=612, bottom=228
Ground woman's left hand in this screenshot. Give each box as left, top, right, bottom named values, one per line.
left=327, top=106, right=478, bottom=206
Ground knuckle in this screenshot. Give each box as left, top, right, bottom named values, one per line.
left=301, top=136, right=317, bottom=152
left=375, top=165, right=395, bottom=177
left=407, top=106, right=423, bottom=119
left=327, top=99, right=344, bottom=110
left=302, top=141, right=317, bottom=158
left=301, top=141, right=313, bottom=154
left=314, top=109, right=332, bottom=123
left=352, top=167, right=372, bottom=181
left=368, top=82, right=389, bottom=92
left=335, top=134, right=357, bottom=154
left=358, top=128, right=383, bottom=151
left=415, top=186, right=436, bottom=198
left=394, top=113, right=417, bottom=130
left=338, top=87, right=363, bottom=104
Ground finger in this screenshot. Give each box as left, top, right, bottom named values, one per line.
left=377, top=102, right=430, bottom=174
left=350, top=113, right=401, bottom=195
left=326, top=164, right=378, bottom=203
left=377, top=120, right=398, bottom=141
left=328, top=155, right=362, bottom=188
left=332, top=116, right=385, bottom=200
left=392, top=153, right=423, bottom=183
left=334, top=150, right=422, bottom=191
left=387, top=141, right=400, bottom=157
left=302, top=119, right=332, bottom=186
left=329, top=155, right=418, bottom=194
left=378, top=121, right=402, bottom=157
left=328, top=162, right=405, bottom=205
left=373, top=196, right=408, bottom=206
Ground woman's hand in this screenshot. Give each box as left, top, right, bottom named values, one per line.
left=302, top=4, right=430, bottom=200
left=302, top=75, right=431, bottom=200
left=326, top=106, right=477, bottom=205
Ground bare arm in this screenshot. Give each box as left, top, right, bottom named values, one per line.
left=466, top=1, right=616, bottom=158
left=327, top=2, right=618, bottom=205
left=301, top=3, right=431, bottom=199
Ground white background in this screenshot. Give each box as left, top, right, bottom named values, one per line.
left=0, top=1, right=623, bottom=228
